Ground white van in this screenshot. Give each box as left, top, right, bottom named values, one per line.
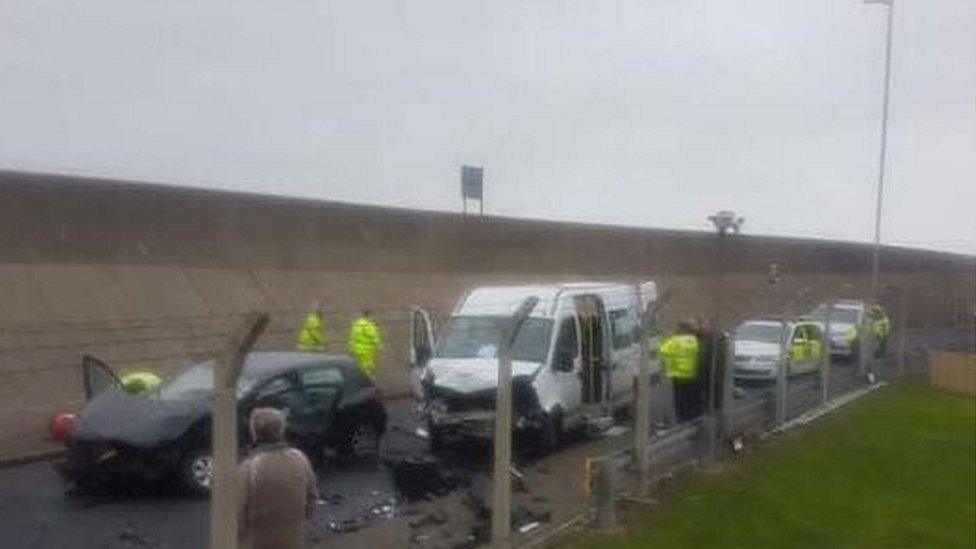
left=408, top=282, right=658, bottom=450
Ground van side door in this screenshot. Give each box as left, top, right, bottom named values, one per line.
left=409, top=307, right=436, bottom=401
left=549, top=313, right=583, bottom=416
left=804, top=324, right=824, bottom=368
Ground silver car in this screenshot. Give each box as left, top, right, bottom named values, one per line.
left=733, top=319, right=824, bottom=382
left=806, top=301, right=866, bottom=360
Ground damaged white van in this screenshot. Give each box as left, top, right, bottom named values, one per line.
left=408, top=282, right=658, bottom=451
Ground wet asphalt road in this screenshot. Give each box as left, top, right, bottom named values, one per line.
left=0, top=363, right=872, bottom=549
left=0, top=402, right=419, bottom=549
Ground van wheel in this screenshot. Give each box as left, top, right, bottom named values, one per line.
left=539, top=409, right=563, bottom=453
left=181, top=450, right=214, bottom=496
left=428, top=425, right=447, bottom=452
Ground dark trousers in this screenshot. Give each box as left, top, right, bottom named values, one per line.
left=874, top=336, right=888, bottom=358
left=673, top=379, right=703, bottom=423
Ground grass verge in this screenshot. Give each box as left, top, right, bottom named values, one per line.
left=573, top=383, right=976, bottom=549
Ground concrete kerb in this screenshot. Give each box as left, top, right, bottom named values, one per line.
left=771, top=381, right=887, bottom=435
left=0, top=449, right=66, bottom=470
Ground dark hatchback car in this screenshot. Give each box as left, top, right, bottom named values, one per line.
left=62, top=352, right=386, bottom=494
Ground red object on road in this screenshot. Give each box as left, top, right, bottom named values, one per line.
left=49, top=414, right=78, bottom=445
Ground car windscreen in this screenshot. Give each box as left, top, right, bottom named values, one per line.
left=808, top=306, right=860, bottom=325
left=735, top=323, right=783, bottom=344
left=435, top=316, right=553, bottom=363
left=157, top=361, right=259, bottom=401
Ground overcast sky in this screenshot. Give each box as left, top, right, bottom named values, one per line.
left=2, top=0, right=974, bottom=254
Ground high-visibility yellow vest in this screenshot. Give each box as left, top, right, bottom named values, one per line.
left=658, top=334, right=699, bottom=380
left=297, top=313, right=326, bottom=352
left=348, top=317, right=384, bottom=375
left=120, top=372, right=162, bottom=395
left=872, top=313, right=891, bottom=339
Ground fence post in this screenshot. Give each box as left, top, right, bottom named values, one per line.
left=858, top=317, right=868, bottom=381
left=594, top=458, right=617, bottom=530
left=701, top=414, right=717, bottom=463
left=776, top=319, right=788, bottom=425
left=821, top=302, right=833, bottom=405
left=635, top=286, right=651, bottom=474
left=897, top=292, right=907, bottom=377
left=211, top=312, right=270, bottom=549
left=491, top=297, right=539, bottom=549
left=720, top=335, right=733, bottom=441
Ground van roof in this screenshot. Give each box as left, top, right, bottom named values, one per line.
left=456, top=283, right=632, bottom=318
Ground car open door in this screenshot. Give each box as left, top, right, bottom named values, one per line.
left=409, top=307, right=436, bottom=401
left=82, top=354, right=122, bottom=400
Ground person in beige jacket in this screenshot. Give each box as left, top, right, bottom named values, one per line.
left=238, top=407, right=318, bottom=549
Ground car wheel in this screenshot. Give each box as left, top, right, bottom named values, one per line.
left=346, top=422, right=381, bottom=459
left=181, top=450, right=214, bottom=496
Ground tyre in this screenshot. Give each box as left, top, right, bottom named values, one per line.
left=344, top=422, right=381, bottom=460
left=181, top=449, right=214, bottom=496
left=428, top=425, right=448, bottom=452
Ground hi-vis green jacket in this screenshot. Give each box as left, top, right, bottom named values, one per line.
left=296, top=313, right=326, bottom=352
left=658, top=334, right=699, bottom=380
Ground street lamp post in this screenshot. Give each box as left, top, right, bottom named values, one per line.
left=705, top=211, right=744, bottom=460
left=865, top=0, right=895, bottom=305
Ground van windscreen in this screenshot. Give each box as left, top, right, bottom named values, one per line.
left=436, top=316, right=553, bottom=363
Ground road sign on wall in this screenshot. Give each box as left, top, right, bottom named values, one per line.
left=461, top=165, right=483, bottom=201
left=461, top=165, right=484, bottom=216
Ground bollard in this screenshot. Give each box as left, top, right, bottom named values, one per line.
left=595, top=458, right=617, bottom=530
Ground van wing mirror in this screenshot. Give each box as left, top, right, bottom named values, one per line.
left=410, top=307, right=435, bottom=369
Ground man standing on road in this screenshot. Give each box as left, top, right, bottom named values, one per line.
left=658, top=320, right=700, bottom=423
left=348, top=310, right=384, bottom=378
left=238, top=407, right=318, bottom=549
left=693, top=315, right=728, bottom=417
left=296, top=302, right=326, bottom=352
